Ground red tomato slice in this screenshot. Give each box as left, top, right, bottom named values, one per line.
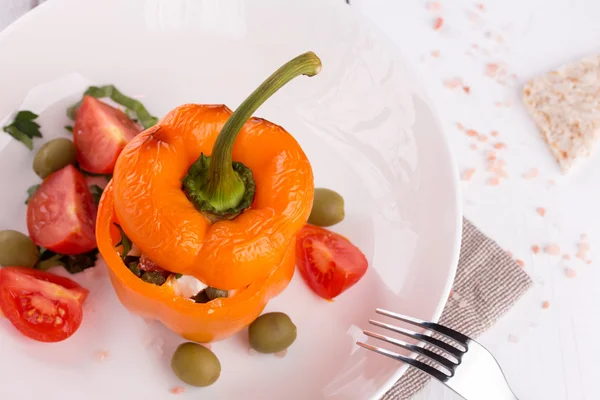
left=0, top=267, right=89, bottom=342
left=295, top=225, right=368, bottom=300
left=73, top=96, right=142, bottom=174
left=27, top=165, right=97, bottom=254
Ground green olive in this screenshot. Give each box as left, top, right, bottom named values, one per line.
left=308, top=188, right=345, bottom=227
left=171, top=342, right=221, bottom=387
left=249, top=312, right=297, bottom=354
left=0, top=230, right=39, bottom=268
left=33, top=138, right=77, bottom=179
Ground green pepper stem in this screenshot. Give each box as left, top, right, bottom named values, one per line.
left=198, top=51, right=322, bottom=214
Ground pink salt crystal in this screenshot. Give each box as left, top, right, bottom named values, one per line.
left=516, top=259, right=525, bottom=268
left=462, top=168, right=476, bottom=181
left=434, top=17, right=444, bottom=30
left=542, top=301, right=550, bottom=309
left=565, top=268, right=577, bottom=278
left=466, top=129, right=478, bottom=137
left=427, top=2, right=442, bottom=12
left=544, top=244, right=561, bottom=255
left=487, top=177, right=500, bottom=186
left=476, top=3, right=485, bottom=11
left=506, top=251, right=513, bottom=257
left=170, top=387, right=185, bottom=395
left=493, top=142, right=506, bottom=150
left=444, top=77, right=463, bottom=89
left=532, top=245, right=540, bottom=254
left=587, top=260, right=593, bottom=265
left=485, top=63, right=499, bottom=77
left=536, top=207, right=546, bottom=217
left=463, top=86, right=471, bottom=94
left=275, top=349, right=288, bottom=358
left=478, top=134, right=489, bottom=142
left=522, top=168, right=539, bottom=180
left=95, top=351, right=109, bottom=361
left=491, top=131, right=499, bottom=137
left=456, top=122, right=465, bottom=131
left=431, top=50, right=441, bottom=58
left=576, top=242, right=591, bottom=260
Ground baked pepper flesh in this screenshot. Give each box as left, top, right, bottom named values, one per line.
left=96, top=52, right=320, bottom=341
left=111, top=52, right=318, bottom=290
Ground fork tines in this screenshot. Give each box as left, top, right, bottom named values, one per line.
left=356, top=308, right=469, bottom=381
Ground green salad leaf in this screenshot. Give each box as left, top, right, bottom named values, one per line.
left=114, top=223, right=132, bottom=261
left=3, top=110, right=42, bottom=150
left=68, top=85, right=158, bottom=129
left=36, top=247, right=99, bottom=274
left=25, top=184, right=40, bottom=204
left=89, top=184, right=104, bottom=205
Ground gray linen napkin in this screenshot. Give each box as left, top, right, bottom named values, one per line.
left=383, top=218, right=532, bottom=399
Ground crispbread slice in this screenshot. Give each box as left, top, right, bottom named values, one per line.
left=523, top=55, right=600, bottom=172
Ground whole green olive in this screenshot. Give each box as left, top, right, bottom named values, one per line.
left=33, top=138, right=77, bottom=179
left=171, top=342, right=221, bottom=387
left=0, top=230, right=39, bottom=268
left=248, top=312, right=297, bottom=354
left=205, top=287, right=228, bottom=300
left=308, top=188, right=345, bottom=227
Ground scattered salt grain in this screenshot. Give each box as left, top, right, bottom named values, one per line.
left=508, top=334, right=520, bottom=343
left=565, top=268, right=577, bottom=278
left=544, top=244, right=561, bottom=255
left=531, top=245, right=540, bottom=254
left=431, top=50, right=441, bottom=58
left=522, top=168, right=539, bottom=180
left=563, top=254, right=571, bottom=260
left=170, top=387, right=185, bottom=395
left=476, top=3, right=485, bottom=11
left=536, top=207, right=546, bottom=217
left=95, top=351, right=109, bottom=361
left=427, top=2, right=442, bottom=12
left=456, top=122, right=465, bottom=131
left=491, top=131, right=499, bottom=137
left=444, top=77, right=463, bottom=89
left=478, top=134, right=488, bottom=142
left=470, top=143, right=478, bottom=150
left=542, top=301, right=550, bottom=309
left=466, top=129, right=478, bottom=137
left=587, top=260, right=593, bottom=265
left=485, top=63, right=499, bottom=77
left=465, top=9, right=484, bottom=24
left=462, top=168, right=476, bottom=181
left=275, top=349, right=288, bottom=358
left=487, top=177, right=500, bottom=186
left=493, top=142, right=506, bottom=150
left=516, top=259, right=525, bottom=268
left=463, top=86, right=471, bottom=94
left=434, top=17, right=444, bottom=30
left=576, top=242, right=591, bottom=260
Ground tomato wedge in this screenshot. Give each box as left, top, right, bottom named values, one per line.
left=295, top=224, right=368, bottom=300
left=0, top=267, right=89, bottom=342
left=27, top=165, right=97, bottom=254
left=73, top=96, right=142, bottom=174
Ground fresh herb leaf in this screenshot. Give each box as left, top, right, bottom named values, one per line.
left=205, top=287, right=228, bottom=300
left=25, top=184, right=40, bottom=204
left=174, top=273, right=182, bottom=279
left=114, top=223, right=132, bottom=261
left=124, top=255, right=142, bottom=277
left=15, top=111, right=38, bottom=120
left=68, top=85, right=158, bottom=129
left=141, top=271, right=167, bottom=286
left=65, top=125, right=73, bottom=133
left=74, top=162, right=112, bottom=181
left=35, top=247, right=98, bottom=274
left=89, top=184, right=104, bottom=205
left=2, top=110, right=42, bottom=149
left=191, top=290, right=210, bottom=303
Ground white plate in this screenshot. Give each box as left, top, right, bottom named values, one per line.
left=0, top=0, right=461, bottom=399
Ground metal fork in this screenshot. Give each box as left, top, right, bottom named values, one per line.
left=357, top=309, right=519, bottom=400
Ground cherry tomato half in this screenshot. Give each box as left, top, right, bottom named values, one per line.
left=27, top=165, right=97, bottom=254
left=0, top=267, right=89, bottom=342
left=295, top=224, right=368, bottom=300
left=73, top=96, right=142, bottom=174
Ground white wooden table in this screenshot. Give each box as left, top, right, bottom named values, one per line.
left=3, top=1, right=599, bottom=399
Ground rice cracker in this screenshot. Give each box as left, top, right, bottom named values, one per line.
left=523, top=55, right=600, bottom=172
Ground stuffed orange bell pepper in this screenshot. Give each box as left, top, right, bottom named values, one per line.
left=97, top=52, right=320, bottom=342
